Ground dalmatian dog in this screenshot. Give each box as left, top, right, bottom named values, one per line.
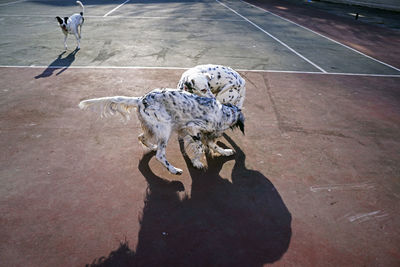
left=177, top=64, right=246, bottom=109
left=79, top=88, right=245, bottom=175
left=56, top=1, right=85, bottom=50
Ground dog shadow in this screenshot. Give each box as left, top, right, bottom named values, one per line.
left=87, top=134, right=292, bottom=267
left=34, top=48, right=79, bottom=79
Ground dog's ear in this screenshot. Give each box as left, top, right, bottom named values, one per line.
left=237, top=112, right=245, bottom=135
left=231, top=111, right=245, bottom=135
left=184, top=80, right=194, bottom=93
left=56, top=16, right=63, bottom=24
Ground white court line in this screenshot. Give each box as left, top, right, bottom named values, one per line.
left=0, top=0, right=26, bottom=6
left=215, top=0, right=327, bottom=73
left=1, top=65, right=399, bottom=77
left=0, top=14, right=243, bottom=22
left=103, top=0, right=130, bottom=17
left=242, top=0, right=400, bottom=73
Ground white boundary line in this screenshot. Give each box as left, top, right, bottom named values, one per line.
left=215, top=0, right=327, bottom=73
left=1, top=65, right=399, bottom=77
left=242, top=0, right=400, bottom=73
left=0, top=14, right=243, bottom=22
left=0, top=0, right=26, bottom=7
left=103, top=0, right=130, bottom=17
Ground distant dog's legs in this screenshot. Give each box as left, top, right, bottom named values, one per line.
left=78, top=24, right=82, bottom=39
left=138, top=133, right=157, bottom=151
left=74, top=32, right=80, bottom=49
left=207, top=141, right=234, bottom=156
left=63, top=33, right=68, bottom=50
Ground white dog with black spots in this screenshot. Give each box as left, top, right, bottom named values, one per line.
left=177, top=64, right=246, bottom=109
left=79, top=88, right=245, bottom=175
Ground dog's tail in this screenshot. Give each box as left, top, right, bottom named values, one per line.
left=79, top=96, right=140, bottom=121
left=76, top=1, right=84, bottom=15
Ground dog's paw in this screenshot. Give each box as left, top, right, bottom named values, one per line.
left=220, top=149, right=235, bottom=156
left=147, top=144, right=157, bottom=151
left=191, top=159, right=204, bottom=169
left=171, top=167, right=183, bottom=175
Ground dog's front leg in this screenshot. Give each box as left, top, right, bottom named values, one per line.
left=183, top=123, right=206, bottom=168
left=156, top=140, right=183, bottom=175
left=63, top=33, right=68, bottom=50
left=207, top=140, right=234, bottom=156
left=190, top=138, right=205, bottom=169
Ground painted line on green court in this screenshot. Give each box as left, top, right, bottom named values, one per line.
left=0, top=0, right=26, bottom=6
left=1, top=65, right=399, bottom=77
left=0, top=14, right=243, bottom=22
left=103, top=0, right=130, bottom=17
left=242, top=0, right=400, bottom=73
left=216, top=0, right=327, bottom=73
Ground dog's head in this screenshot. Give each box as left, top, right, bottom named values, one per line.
left=56, top=16, right=68, bottom=31
left=183, top=72, right=214, bottom=98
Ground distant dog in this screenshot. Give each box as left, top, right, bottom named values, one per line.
left=56, top=1, right=85, bottom=50
left=177, top=64, right=246, bottom=109
left=79, top=88, right=245, bottom=175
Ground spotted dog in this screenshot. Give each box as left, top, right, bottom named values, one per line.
left=79, top=88, right=245, bottom=175
left=177, top=64, right=246, bottom=109
left=56, top=1, right=85, bottom=50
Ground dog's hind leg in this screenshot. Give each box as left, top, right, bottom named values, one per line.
left=74, top=30, right=80, bottom=49
left=207, top=140, right=234, bottom=156
left=154, top=125, right=182, bottom=175
left=156, top=139, right=183, bottom=175
left=138, top=133, right=157, bottom=151
left=78, top=24, right=82, bottom=39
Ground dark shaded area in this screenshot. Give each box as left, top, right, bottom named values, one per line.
left=34, top=48, right=79, bottom=79
left=33, top=0, right=201, bottom=7
left=87, top=135, right=291, bottom=267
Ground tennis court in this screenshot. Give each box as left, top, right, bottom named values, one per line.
left=0, top=0, right=399, bottom=266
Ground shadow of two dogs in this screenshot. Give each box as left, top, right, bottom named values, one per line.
left=87, top=134, right=292, bottom=267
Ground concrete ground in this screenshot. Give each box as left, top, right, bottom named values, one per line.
left=0, top=0, right=399, bottom=266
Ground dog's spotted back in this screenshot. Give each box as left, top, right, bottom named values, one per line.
left=178, top=64, right=246, bottom=109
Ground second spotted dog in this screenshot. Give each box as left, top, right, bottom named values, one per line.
left=177, top=64, right=246, bottom=109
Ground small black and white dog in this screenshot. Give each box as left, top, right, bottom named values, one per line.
left=56, top=1, right=85, bottom=50
left=79, top=88, right=245, bottom=175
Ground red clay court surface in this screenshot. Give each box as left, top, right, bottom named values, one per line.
left=0, top=0, right=399, bottom=266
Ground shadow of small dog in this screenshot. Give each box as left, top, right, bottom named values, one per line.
left=34, top=48, right=79, bottom=79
